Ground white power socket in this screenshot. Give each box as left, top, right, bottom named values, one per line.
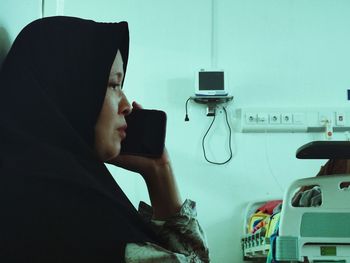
left=245, top=113, right=257, bottom=124
left=269, top=113, right=281, bottom=124
left=281, top=113, right=293, bottom=124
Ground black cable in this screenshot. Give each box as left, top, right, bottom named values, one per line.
left=202, top=106, right=233, bottom=165
left=184, top=97, right=191, bottom=121
left=184, top=97, right=233, bottom=164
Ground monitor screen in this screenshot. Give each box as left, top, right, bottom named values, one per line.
left=199, top=71, right=224, bottom=91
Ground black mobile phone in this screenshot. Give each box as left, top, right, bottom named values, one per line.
left=120, top=109, right=167, bottom=158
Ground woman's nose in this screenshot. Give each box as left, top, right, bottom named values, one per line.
left=119, top=93, right=131, bottom=116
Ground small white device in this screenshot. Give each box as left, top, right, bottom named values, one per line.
left=195, top=69, right=228, bottom=96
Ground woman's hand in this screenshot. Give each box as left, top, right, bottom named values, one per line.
left=107, top=101, right=170, bottom=178
left=108, top=148, right=171, bottom=180
left=108, top=101, right=182, bottom=219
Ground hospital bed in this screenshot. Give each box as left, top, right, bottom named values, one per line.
left=242, top=141, right=350, bottom=262
left=241, top=141, right=350, bottom=263
left=276, top=174, right=350, bottom=262
left=242, top=175, right=350, bottom=262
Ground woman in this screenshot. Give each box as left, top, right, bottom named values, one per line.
left=0, top=16, right=209, bottom=262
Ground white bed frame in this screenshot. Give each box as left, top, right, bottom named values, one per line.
left=276, top=175, right=350, bottom=262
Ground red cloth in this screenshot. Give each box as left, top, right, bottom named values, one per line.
left=256, top=200, right=282, bottom=214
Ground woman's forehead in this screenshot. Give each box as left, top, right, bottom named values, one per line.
left=110, top=50, right=124, bottom=77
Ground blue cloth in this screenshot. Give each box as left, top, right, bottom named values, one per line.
left=266, top=216, right=280, bottom=263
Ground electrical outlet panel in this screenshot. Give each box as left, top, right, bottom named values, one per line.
left=237, top=107, right=350, bottom=133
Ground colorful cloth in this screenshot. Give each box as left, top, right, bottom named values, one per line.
left=125, top=199, right=210, bottom=262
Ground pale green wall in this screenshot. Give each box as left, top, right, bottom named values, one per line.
left=217, top=0, right=350, bottom=108
left=0, top=0, right=41, bottom=66
left=1, top=1, right=350, bottom=262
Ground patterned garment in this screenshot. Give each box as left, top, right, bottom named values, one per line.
left=125, top=199, right=210, bottom=263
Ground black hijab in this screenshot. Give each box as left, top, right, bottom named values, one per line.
left=0, top=16, right=158, bottom=262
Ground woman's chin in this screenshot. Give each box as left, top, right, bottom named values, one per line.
left=94, top=139, right=121, bottom=162
left=108, top=145, right=121, bottom=160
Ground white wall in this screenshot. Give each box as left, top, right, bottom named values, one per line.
left=2, top=1, right=350, bottom=262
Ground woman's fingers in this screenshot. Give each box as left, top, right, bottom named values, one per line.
left=132, top=101, right=143, bottom=110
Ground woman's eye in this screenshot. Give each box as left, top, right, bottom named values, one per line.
left=111, top=84, right=121, bottom=89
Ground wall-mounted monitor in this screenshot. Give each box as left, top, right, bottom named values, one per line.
left=195, top=69, right=228, bottom=96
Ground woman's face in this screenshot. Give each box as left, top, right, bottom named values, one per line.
left=94, top=50, right=131, bottom=161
